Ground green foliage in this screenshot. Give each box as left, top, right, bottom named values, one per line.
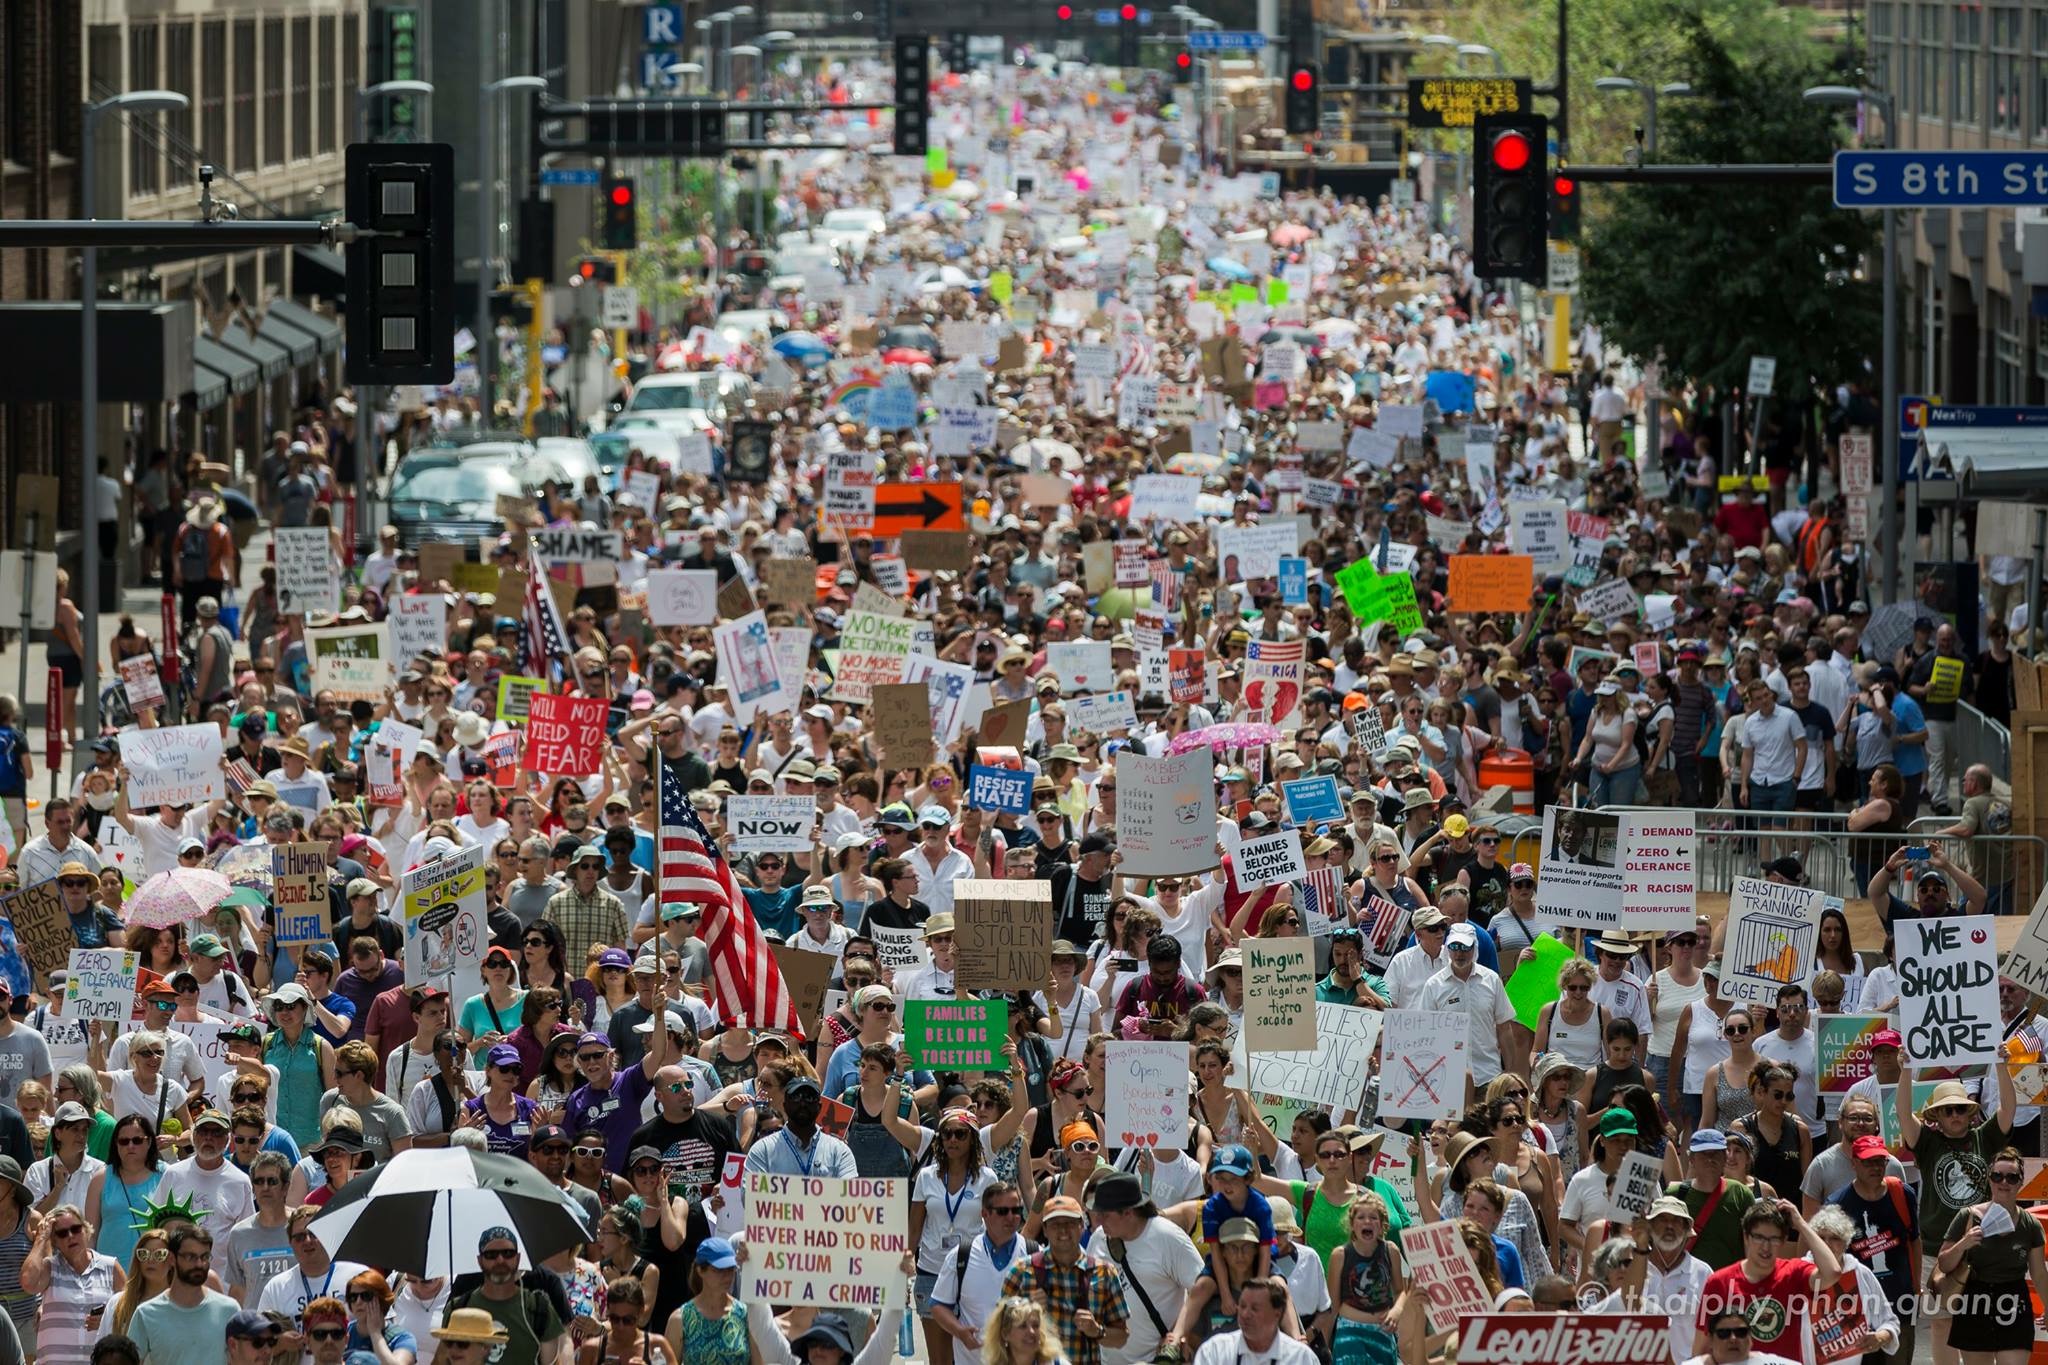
left=1576, top=16, right=1879, bottom=393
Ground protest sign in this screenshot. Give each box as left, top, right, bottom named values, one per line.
left=1564, top=511, right=1612, bottom=586
left=1277, top=558, right=1308, bottom=604
left=1233, top=830, right=1305, bottom=890
left=1168, top=649, right=1206, bottom=704
left=1242, top=939, right=1316, bottom=1052
left=450, top=562, right=497, bottom=597
left=2002, top=882, right=2048, bottom=998
left=1363, top=1127, right=1419, bottom=1220
left=1577, top=577, right=1641, bottom=625
left=645, top=569, right=720, bottom=626
left=1898, top=914, right=2001, bottom=1065
left=414, top=544, right=462, bottom=588
left=900, top=530, right=973, bottom=573
left=1279, top=775, right=1344, bottom=826
left=1455, top=1315, right=1675, bottom=1365
left=64, top=949, right=138, bottom=1023
left=525, top=693, right=607, bottom=775
left=1447, top=555, right=1533, bottom=613
left=1045, top=641, right=1114, bottom=693
left=1378, top=1010, right=1468, bottom=1121
left=1067, top=690, right=1138, bottom=736
left=966, top=765, right=1032, bottom=815
left=1613, top=1149, right=1663, bottom=1218
left=1128, top=474, right=1201, bottom=522
left=1508, top=498, right=1570, bottom=571
left=3, top=882, right=71, bottom=991
left=1104, top=1041, right=1191, bottom=1148
left=955, top=881, right=1051, bottom=993
left=1242, top=639, right=1305, bottom=729
left=714, top=611, right=790, bottom=724
left=1357, top=896, right=1410, bottom=970
left=1813, top=1275, right=1873, bottom=1365
left=1618, top=813, right=1696, bottom=931
left=831, top=611, right=917, bottom=704
left=1404, top=1220, right=1490, bottom=1335
left=761, top=557, right=817, bottom=610
left=1115, top=749, right=1218, bottom=877
left=1114, top=541, right=1150, bottom=588
left=1819, top=1014, right=1887, bottom=1101
left=902, top=999, right=1009, bottom=1071
left=1216, top=524, right=1297, bottom=580
left=741, top=1174, right=909, bottom=1311
left=769, top=947, right=836, bottom=1038
left=1505, top=933, right=1574, bottom=1028
left=387, top=592, right=448, bottom=667
left=1533, top=806, right=1622, bottom=929
left=403, top=843, right=488, bottom=1005
left=118, top=655, right=164, bottom=711
left=273, top=527, right=339, bottom=616
left=873, top=682, right=937, bottom=767
left=1236, top=1003, right=1380, bottom=1111
left=307, top=624, right=392, bottom=701
left=496, top=675, right=545, bottom=724
left=869, top=925, right=929, bottom=973
left=1633, top=640, right=1663, bottom=676
left=122, top=723, right=224, bottom=807
left=531, top=528, right=625, bottom=564
left=271, top=843, right=332, bottom=944
left=726, top=797, right=816, bottom=853
left=901, top=655, right=979, bottom=744
left=1719, top=877, right=1827, bottom=1005
left=482, top=730, right=519, bottom=788
left=769, top=627, right=813, bottom=699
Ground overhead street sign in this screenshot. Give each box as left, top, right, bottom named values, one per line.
left=1188, top=30, right=1267, bottom=50
left=540, top=167, right=600, bottom=186
left=1407, top=77, right=1534, bottom=129
left=1834, top=150, right=2048, bottom=207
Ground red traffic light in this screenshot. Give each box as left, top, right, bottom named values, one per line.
left=1176, top=51, right=1192, bottom=67
left=1291, top=68, right=1315, bottom=91
left=577, top=261, right=597, bottom=279
left=1056, top=3, right=1072, bottom=17
left=1552, top=174, right=1575, bottom=196
left=1120, top=3, right=1136, bottom=18
left=1489, top=129, right=1532, bottom=172
left=610, top=183, right=633, bottom=206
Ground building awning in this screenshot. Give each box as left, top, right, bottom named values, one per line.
left=263, top=297, right=343, bottom=358
left=294, top=245, right=347, bottom=304
left=193, top=335, right=259, bottom=397
left=256, top=308, right=316, bottom=368
left=187, top=358, right=230, bottom=411
left=217, top=320, right=291, bottom=383
left=1922, top=421, right=2048, bottom=496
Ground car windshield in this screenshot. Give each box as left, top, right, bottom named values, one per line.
left=629, top=384, right=709, bottom=411
left=389, top=458, right=523, bottom=506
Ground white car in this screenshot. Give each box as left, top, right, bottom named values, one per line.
left=712, top=310, right=787, bottom=348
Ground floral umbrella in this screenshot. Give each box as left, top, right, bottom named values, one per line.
left=126, top=867, right=233, bottom=930
left=208, top=842, right=274, bottom=894
left=1168, top=723, right=1282, bottom=755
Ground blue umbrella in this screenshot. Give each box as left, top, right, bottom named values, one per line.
left=1205, top=256, right=1254, bottom=281
left=771, top=331, right=833, bottom=362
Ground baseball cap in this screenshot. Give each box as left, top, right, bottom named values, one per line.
left=1218, top=1217, right=1260, bottom=1244
left=530, top=1124, right=571, bottom=1149
left=696, top=1237, right=739, bottom=1269
left=192, top=1109, right=232, bottom=1131
left=1688, top=1128, right=1728, bottom=1153
left=1851, top=1135, right=1892, bottom=1161
left=1038, top=1196, right=1085, bottom=1223
left=1446, top=924, right=1478, bottom=950
left=1870, top=1028, right=1904, bottom=1050
left=1210, top=1144, right=1255, bottom=1178
left=226, top=1310, right=281, bottom=1343
left=1647, top=1196, right=1695, bottom=1224
left=177, top=836, right=207, bottom=856
left=485, top=1043, right=523, bottom=1069
left=189, top=933, right=229, bottom=959
left=1509, top=863, right=1536, bottom=883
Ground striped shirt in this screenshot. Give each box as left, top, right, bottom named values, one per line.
left=36, top=1250, right=119, bottom=1365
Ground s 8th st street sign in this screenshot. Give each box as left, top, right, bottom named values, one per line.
left=1835, top=149, right=2048, bottom=207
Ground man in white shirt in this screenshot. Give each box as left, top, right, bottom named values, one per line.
left=812, top=767, right=864, bottom=841
left=908, top=806, right=974, bottom=919
left=255, top=1204, right=371, bottom=1324
left=786, top=885, right=852, bottom=961
left=1416, top=924, right=1519, bottom=1085
left=1190, top=1276, right=1317, bottom=1365
left=894, top=913, right=959, bottom=1003
left=1738, top=679, right=1807, bottom=814
left=110, top=780, right=212, bottom=880
left=930, top=1181, right=1037, bottom=1354
left=1753, top=983, right=1820, bottom=1120
left=157, top=1110, right=256, bottom=1275
left=1594, top=1196, right=1710, bottom=1365
left=1590, top=372, right=1629, bottom=458
left=1083, top=1172, right=1205, bottom=1365
left=1384, top=905, right=1450, bottom=1008
left=1585, top=932, right=1654, bottom=1037
left=16, top=801, right=102, bottom=888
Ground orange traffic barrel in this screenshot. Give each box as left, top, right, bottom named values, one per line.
left=1478, top=749, right=1537, bottom=815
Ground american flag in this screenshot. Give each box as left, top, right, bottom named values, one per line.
left=658, top=755, right=803, bottom=1035
left=522, top=540, right=574, bottom=681
left=1297, top=864, right=1342, bottom=936
left=1150, top=561, right=1179, bottom=612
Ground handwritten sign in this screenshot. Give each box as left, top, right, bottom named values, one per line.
left=387, top=593, right=448, bottom=667
left=118, top=655, right=165, bottom=711
left=64, top=949, right=138, bottom=1023
left=524, top=693, right=607, bottom=776
left=1242, top=939, right=1316, bottom=1053
left=741, top=1174, right=909, bottom=1312
left=531, top=528, right=625, bottom=564
left=1898, top=913, right=2001, bottom=1065
left=274, top=526, right=338, bottom=617
left=902, top=999, right=1008, bottom=1071
left=1447, top=555, right=1534, bottom=614
left=831, top=611, right=917, bottom=705
left=271, top=843, right=331, bottom=944
left=869, top=925, right=928, bottom=974
left=645, top=569, right=720, bottom=626
left=1379, top=1010, right=1468, bottom=1121
left=307, top=623, right=392, bottom=701
left=496, top=675, right=545, bottom=724
left=1613, top=1149, right=1663, bottom=1218
left=726, top=796, right=816, bottom=854
left=954, top=881, right=1052, bottom=993
left=1719, top=877, right=1826, bottom=1005
left=1404, top=1219, right=1490, bottom=1335
left=1115, top=749, right=1218, bottom=877
left=1104, top=1041, right=1190, bottom=1149
left=122, top=723, right=224, bottom=807
left=1236, top=1002, right=1380, bottom=1111
left=4, top=882, right=73, bottom=991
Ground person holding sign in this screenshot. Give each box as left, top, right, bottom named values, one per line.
left=1931, top=1144, right=2048, bottom=1361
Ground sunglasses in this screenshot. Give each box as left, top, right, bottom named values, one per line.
left=1712, top=1327, right=1752, bottom=1341
left=1992, top=1169, right=2024, bottom=1183
left=251, top=1175, right=284, bottom=1187
left=573, top=1146, right=606, bottom=1158
left=117, top=1136, right=151, bottom=1148
left=478, top=1248, right=519, bottom=1261
left=630, top=1163, right=663, bottom=1176
left=1068, top=1140, right=1100, bottom=1154
left=52, top=1225, right=84, bottom=1239
left=136, top=1248, right=169, bottom=1263
left=308, top=1328, right=348, bottom=1342
left=347, top=1290, right=382, bottom=1303
left=1725, top=1024, right=1750, bottom=1037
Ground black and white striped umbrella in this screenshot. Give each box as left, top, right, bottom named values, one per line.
left=309, top=1148, right=595, bottom=1279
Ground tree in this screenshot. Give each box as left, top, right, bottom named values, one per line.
left=1577, top=18, right=1879, bottom=396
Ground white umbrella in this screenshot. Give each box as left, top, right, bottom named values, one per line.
left=311, top=1148, right=593, bottom=1279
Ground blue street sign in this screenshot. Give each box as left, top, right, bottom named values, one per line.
left=1092, top=7, right=1152, bottom=22
left=643, top=4, right=685, bottom=44
left=1903, top=402, right=2048, bottom=481
left=1834, top=150, right=2048, bottom=208
left=1188, top=29, right=1267, bottom=50
left=640, top=49, right=677, bottom=90
left=540, top=167, right=601, bottom=186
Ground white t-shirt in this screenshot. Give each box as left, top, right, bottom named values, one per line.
left=1589, top=971, right=1653, bottom=1038
left=1754, top=1027, right=1820, bottom=1121
left=111, top=1029, right=209, bottom=1095
left=929, top=1234, right=1034, bottom=1333
left=157, top=1156, right=256, bottom=1272
left=107, top=1069, right=189, bottom=1123
left=911, top=1166, right=996, bottom=1274
left=256, top=1257, right=373, bottom=1324
left=1192, top=1330, right=1319, bottom=1365
left=1562, top=1162, right=1637, bottom=1232
left=1084, top=1218, right=1207, bottom=1365
left=1742, top=705, right=1805, bottom=786
left=127, top=810, right=212, bottom=880
left=1415, top=964, right=1514, bottom=1082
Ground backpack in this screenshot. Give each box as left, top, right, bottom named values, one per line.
left=178, top=524, right=212, bottom=582
left=1634, top=703, right=1669, bottom=770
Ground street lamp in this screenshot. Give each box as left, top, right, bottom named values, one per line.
left=1457, top=43, right=1506, bottom=74
left=80, top=89, right=189, bottom=743
left=355, top=79, right=435, bottom=143
left=476, top=75, right=547, bottom=414
left=1594, top=75, right=1691, bottom=157
left=1807, top=81, right=1901, bottom=604
left=663, top=60, right=705, bottom=94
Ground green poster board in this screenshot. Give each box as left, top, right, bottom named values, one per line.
left=902, top=999, right=1009, bottom=1071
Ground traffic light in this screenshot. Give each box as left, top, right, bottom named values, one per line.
left=1284, top=63, right=1319, bottom=136
left=1549, top=169, right=1581, bottom=243
left=344, top=142, right=454, bottom=385
left=1173, top=49, right=1193, bottom=83
left=571, top=256, right=617, bottom=286
left=1118, top=4, right=1139, bottom=68
left=946, top=30, right=969, bottom=74
left=1055, top=2, right=1074, bottom=34
left=600, top=175, right=636, bottom=251
left=893, top=34, right=930, bottom=157
left=1472, top=112, right=1549, bottom=282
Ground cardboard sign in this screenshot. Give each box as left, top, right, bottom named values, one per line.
left=1235, top=1002, right=1381, bottom=1111
left=118, top=655, right=165, bottom=711
left=1719, top=877, right=1827, bottom=1005
left=716, top=573, right=757, bottom=622
left=900, top=529, right=972, bottom=573
left=122, top=723, right=225, bottom=807
left=271, top=843, right=332, bottom=944
left=1898, top=914, right=2001, bottom=1065
left=769, top=946, right=835, bottom=1038
left=715, top=610, right=790, bottom=724
left=1233, top=830, right=1306, bottom=889
left=1242, top=939, right=1316, bottom=1053
left=761, top=556, right=817, bottom=610
left=307, top=623, right=393, bottom=701
left=967, top=764, right=1032, bottom=815
left=1612, top=1149, right=1664, bottom=1218
left=388, top=593, right=449, bottom=665
left=645, top=569, right=720, bottom=626
left=274, top=526, right=339, bottom=617
left=450, top=562, right=499, bottom=597
left=1534, top=806, right=1623, bottom=929
left=1618, top=812, right=1696, bottom=931
left=1115, top=748, right=1218, bottom=877
left=974, top=698, right=1031, bottom=749
left=902, top=999, right=1009, bottom=1071
left=1447, top=555, right=1534, bottom=613
left=1378, top=1010, right=1468, bottom=1121
left=64, top=949, right=138, bottom=1023
left=496, top=675, right=546, bottom=724
left=726, top=796, right=816, bottom=853
left=740, top=1174, right=909, bottom=1312
left=872, top=681, right=937, bottom=767
left=1403, top=1220, right=1491, bottom=1335
left=1103, top=1041, right=1190, bottom=1148
left=4, top=882, right=73, bottom=991
left=525, top=693, right=607, bottom=775
left=954, top=880, right=1053, bottom=993
left=414, top=543, right=463, bottom=588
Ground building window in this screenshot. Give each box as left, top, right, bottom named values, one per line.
left=290, top=18, right=311, bottom=161
left=262, top=17, right=284, bottom=166
left=232, top=20, right=256, bottom=174
left=165, top=21, right=195, bottom=189
left=343, top=15, right=362, bottom=136
left=127, top=24, right=163, bottom=197
left=201, top=21, right=227, bottom=171
left=1994, top=6, right=2022, bottom=133
left=317, top=17, right=337, bottom=153
left=1954, top=4, right=1981, bottom=125
left=1873, top=2, right=1895, bottom=93
left=1921, top=4, right=1944, bottom=118
left=2034, top=315, right=2048, bottom=379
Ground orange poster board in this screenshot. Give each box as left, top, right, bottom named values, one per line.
left=1447, top=555, right=1534, bottom=613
